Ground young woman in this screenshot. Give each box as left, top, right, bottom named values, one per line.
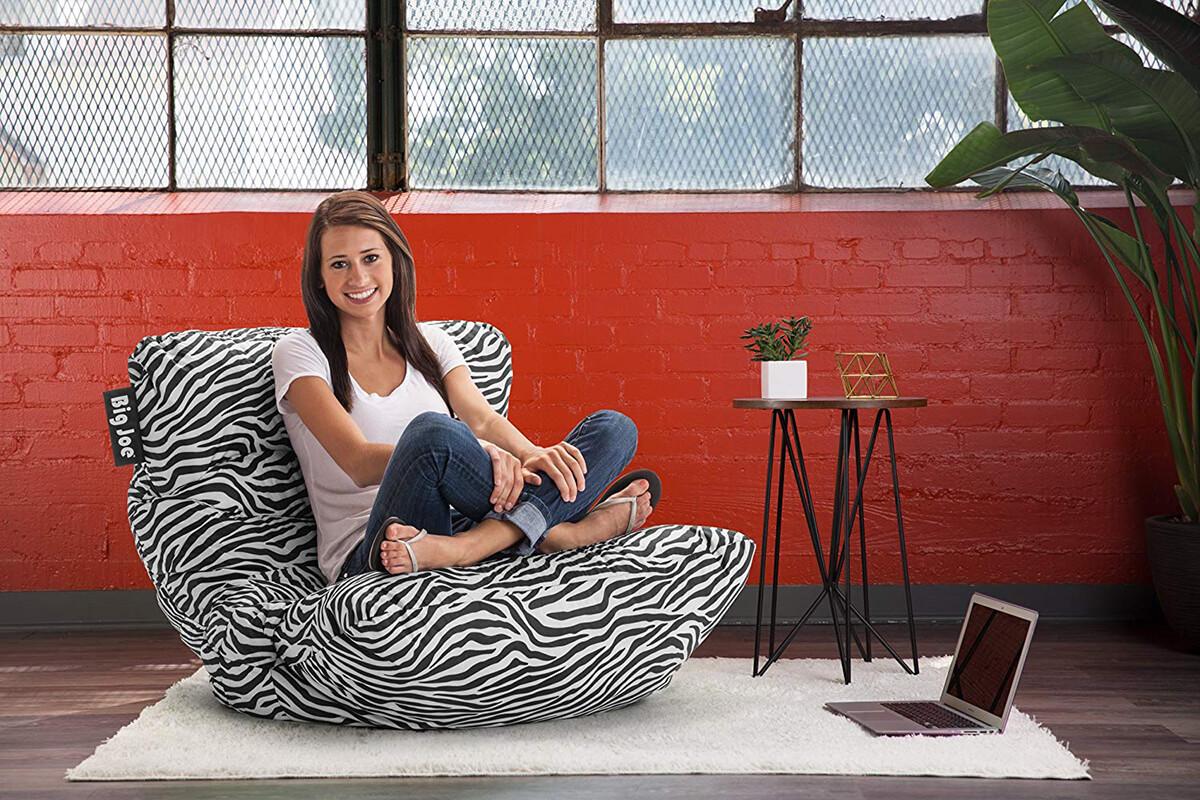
left=271, top=190, right=659, bottom=585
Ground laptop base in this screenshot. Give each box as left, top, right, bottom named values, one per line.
left=826, top=701, right=998, bottom=736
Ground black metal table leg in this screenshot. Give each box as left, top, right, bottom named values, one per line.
left=756, top=410, right=838, bottom=676
left=886, top=408, right=920, bottom=674
left=829, top=410, right=850, bottom=678
left=830, top=409, right=919, bottom=677
left=752, top=409, right=777, bottom=676
left=854, top=410, right=872, bottom=662
left=746, top=399, right=924, bottom=682
left=840, top=410, right=853, bottom=684
left=768, top=410, right=788, bottom=665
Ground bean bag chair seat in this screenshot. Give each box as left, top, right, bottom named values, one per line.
left=124, top=322, right=756, bottom=729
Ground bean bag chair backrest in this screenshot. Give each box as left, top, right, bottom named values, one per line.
left=125, top=321, right=512, bottom=653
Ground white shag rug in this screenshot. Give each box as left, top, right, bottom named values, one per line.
left=67, top=656, right=1089, bottom=781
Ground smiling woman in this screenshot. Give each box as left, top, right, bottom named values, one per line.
left=271, top=190, right=660, bottom=586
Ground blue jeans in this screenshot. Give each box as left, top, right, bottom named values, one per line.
left=336, top=409, right=639, bottom=581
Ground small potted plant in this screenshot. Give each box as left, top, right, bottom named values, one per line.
left=741, top=315, right=812, bottom=399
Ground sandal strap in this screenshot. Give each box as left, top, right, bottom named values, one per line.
left=401, top=529, right=428, bottom=573
left=594, top=496, right=638, bottom=535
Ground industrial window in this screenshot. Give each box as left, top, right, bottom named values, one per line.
left=1, top=0, right=1194, bottom=191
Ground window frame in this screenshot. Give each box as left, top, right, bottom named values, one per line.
left=399, top=1, right=1004, bottom=193
left=2, top=0, right=1189, bottom=192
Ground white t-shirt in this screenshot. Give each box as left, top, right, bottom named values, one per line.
left=271, top=324, right=468, bottom=584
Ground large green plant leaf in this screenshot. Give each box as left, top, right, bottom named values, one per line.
left=1036, top=52, right=1200, bottom=184
left=990, top=0, right=1140, bottom=127
left=973, top=161, right=1194, bottom=521
left=1094, top=0, right=1200, bottom=95
left=1126, top=170, right=1176, bottom=229
left=925, top=121, right=1171, bottom=187
left=971, top=164, right=1078, bottom=202
left=931, top=0, right=1200, bottom=523
left=972, top=166, right=1150, bottom=281
left=1087, top=210, right=1155, bottom=280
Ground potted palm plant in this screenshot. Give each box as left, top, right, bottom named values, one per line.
left=926, top=0, right=1200, bottom=649
left=741, top=315, right=812, bottom=399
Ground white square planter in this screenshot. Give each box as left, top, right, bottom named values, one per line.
left=760, top=360, right=808, bottom=399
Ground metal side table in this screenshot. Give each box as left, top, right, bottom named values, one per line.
left=733, top=397, right=927, bottom=684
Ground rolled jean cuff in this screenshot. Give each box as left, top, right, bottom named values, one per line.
left=483, top=496, right=549, bottom=557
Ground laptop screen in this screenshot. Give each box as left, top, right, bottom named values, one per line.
left=945, top=602, right=1032, bottom=717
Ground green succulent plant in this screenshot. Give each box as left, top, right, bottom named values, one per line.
left=740, top=315, right=812, bottom=361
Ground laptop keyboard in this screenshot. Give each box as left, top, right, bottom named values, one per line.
left=881, top=701, right=985, bottom=730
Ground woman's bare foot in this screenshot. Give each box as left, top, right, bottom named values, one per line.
left=536, top=479, right=654, bottom=554
left=378, top=522, right=458, bottom=575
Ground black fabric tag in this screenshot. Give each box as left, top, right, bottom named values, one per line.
left=103, top=386, right=144, bottom=466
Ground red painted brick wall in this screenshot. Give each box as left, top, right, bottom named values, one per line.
left=0, top=191, right=1183, bottom=592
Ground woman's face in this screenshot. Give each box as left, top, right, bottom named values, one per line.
left=318, top=225, right=394, bottom=321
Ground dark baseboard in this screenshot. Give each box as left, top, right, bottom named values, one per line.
left=722, top=583, right=1160, bottom=625
left=0, top=584, right=1160, bottom=631
left=1, top=590, right=171, bottom=631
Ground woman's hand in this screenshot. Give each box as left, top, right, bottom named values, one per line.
left=480, top=441, right=533, bottom=514
left=521, top=442, right=587, bottom=503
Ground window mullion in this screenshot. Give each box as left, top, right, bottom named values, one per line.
left=366, top=0, right=382, bottom=189
left=794, top=25, right=802, bottom=191
left=995, top=56, right=1008, bottom=134
left=396, top=0, right=407, bottom=191
left=367, top=0, right=404, bottom=191
left=598, top=0, right=611, bottom=191
left=166, top=0, right=177, bottom=190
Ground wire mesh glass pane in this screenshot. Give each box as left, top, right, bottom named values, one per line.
left=804, top=0, right=981, bottom=20
left=407, top=0, right=596, bottom=31
left=1116, top=32, right=1168, bottom=70
left=803, top=36, right=993, bottom=188
left=174, top=36, right=365, bottom=188
left=0, top=33, right=167, bottom=187
left=0, top=0, right=163, bottom=26
left=613, top=0, right=795, bottom=23
left=1059, top=0, right=1116, bottom=25
left=605, top=37, right=794, bottom=190
left=175, top=0, right=363, bottom=30
left=1060, top=0, right=1193, bottom=27
left=406, top=37, right=597, bottom=189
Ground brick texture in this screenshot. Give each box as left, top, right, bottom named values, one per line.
left=0, top=200, right=1179, bottom=591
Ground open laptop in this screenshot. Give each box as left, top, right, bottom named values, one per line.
left=826, top=593, right=1038, bottom=736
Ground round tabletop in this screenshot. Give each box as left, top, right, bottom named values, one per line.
left=733, top=397, right=928, bottom=410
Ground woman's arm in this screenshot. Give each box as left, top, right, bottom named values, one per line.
left=284, top=375, right=383, bottom=488
left=351, top=367, right=539, bottom=489
left=445, top=366, right=587, bottom=502
left=473, top=412, right=539, bottom=461
left=444, top=366, right=538, bottom=459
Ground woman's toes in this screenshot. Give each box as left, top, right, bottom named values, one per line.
left=383, top=542, right=414, bottom=574
left=378, top=523, right=458, bottom=573
left=637, top=493, right=652, bottom=527
left=380, top=522, right=424, bottom=573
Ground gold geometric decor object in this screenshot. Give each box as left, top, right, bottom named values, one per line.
left=836, top=352, right=898, bottom=399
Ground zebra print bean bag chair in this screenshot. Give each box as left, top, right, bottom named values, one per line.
left=124, top=321, right=755, bottom=729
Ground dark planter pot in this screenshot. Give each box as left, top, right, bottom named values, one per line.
left=1145, top=514, right=1200, bottom=653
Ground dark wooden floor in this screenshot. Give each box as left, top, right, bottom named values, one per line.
left=1, top=620, right=1198, bottom=799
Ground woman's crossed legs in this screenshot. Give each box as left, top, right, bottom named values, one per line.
left=337, top=409, right=649, bottom=581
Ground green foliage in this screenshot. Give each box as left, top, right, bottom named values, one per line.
left=926, top=0, right=1200, bottom=522
left=1095, top=0, right=1200, bottom=94
left=740, top=316, right=812, bottom=361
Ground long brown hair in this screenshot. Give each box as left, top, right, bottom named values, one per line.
left=300, top=190, right=455, bottom=417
